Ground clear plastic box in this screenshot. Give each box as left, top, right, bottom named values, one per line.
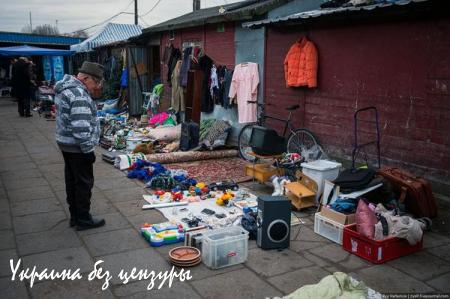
left=201, top=226, right=249, bottom=269
left=314, top=212, right=345, bottom=245
left=301, top=160, right=342, bottom=200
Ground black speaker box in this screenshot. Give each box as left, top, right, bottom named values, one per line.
left=257, top=195, right=291, bottom=250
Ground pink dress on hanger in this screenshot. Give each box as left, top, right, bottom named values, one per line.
left=229, top=62, right=259, bottom=123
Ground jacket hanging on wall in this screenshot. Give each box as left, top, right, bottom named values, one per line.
left=167, top=48, right=181, bottom=86
left=198, top=54, right=214, bottom=113
left=171, top=60, right=185, bottom=112
left=221, top=67, right=234, bottom=109
left=180, top=47, right=192, bottom=88
left=229, top=62, right=259, bottom=123
left=284, top=36, right=318, bottom=88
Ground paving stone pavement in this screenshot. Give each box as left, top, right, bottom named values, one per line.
left=0, top=98, right=450, bottom=298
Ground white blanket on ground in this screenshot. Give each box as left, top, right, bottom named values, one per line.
left=143, top=195, right=244, bottom=229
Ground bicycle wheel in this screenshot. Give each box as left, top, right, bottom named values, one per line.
left=287, top=129, right=324, bottom=162
left=238, top=124, right=256, bottom=162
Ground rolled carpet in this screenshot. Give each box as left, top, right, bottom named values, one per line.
left=145, top=149, right=238, bottom=164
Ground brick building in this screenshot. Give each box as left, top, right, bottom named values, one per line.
left=244, top=0, right=450, bottom=193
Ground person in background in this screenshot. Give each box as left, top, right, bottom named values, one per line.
left=29, top=61, right=38, bottom=108
left=15, top=57, right=32, bottom=117
left=54, top=61, right=105, bottom=230
left=9, top=58, right=17, bottom=98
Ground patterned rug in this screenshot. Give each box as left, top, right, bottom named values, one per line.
left=165, top=157, right=252, bottom=184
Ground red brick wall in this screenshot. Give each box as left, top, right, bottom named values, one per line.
left=265, top=18, right=450, bottom=188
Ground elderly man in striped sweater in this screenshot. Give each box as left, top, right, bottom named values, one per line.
left=54, top=61, right=105, bottom=231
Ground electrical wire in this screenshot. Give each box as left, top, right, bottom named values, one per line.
left=140, top=0, right=163, bottom=17
left=138, top=16, right=150, bottom=27
left=69, top=0, right=135, bottom=33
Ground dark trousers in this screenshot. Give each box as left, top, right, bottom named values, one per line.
left=17, top=95, right=30, bottom=116
left=62, top=151, right=96, bottom=221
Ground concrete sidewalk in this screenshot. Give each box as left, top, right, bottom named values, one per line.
left=0, top=98, right=449, bottom=298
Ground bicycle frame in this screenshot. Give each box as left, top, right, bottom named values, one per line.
left=261, top=110, right=296, bottom=137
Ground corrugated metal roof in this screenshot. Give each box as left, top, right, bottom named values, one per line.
left=0, top=31, right=84, bottom=46
left=242, top=0, right=429, bottom=28
left=71, top=23, right=142, bottom=52
left=140, top=0, right=288, bottom=35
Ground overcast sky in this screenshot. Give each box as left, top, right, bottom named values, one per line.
left=0, top=0, right=241, bottom=35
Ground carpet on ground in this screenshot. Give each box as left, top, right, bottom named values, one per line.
left=145, top=149, right=238, bottom=164
left=165, top=157, right=252, bottom=184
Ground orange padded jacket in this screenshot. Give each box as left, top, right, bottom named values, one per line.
left=284, top=37, right=318, bottom=88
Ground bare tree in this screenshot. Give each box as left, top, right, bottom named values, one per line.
left=21, top=25, right=32, bottom=33
left=32, top=24, right=60, bottom=36
left=71, top=30, right=89, bottom=38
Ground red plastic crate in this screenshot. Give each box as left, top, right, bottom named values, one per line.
left=342, top=224, right=423, bottom=264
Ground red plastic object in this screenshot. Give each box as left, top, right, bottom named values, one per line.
left=342, top=224, right=423, bottom=264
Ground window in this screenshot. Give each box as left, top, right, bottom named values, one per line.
left=182, top=40, right=202, bottom=50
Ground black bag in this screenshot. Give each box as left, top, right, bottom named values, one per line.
left=241, top=212, right=258, bottom=240
left=333, top=168, right=376, bottom=193
left=180, top=121, right=200, bottom=151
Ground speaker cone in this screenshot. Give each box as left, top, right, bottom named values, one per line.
left=267, top=220, right=289, bottom=243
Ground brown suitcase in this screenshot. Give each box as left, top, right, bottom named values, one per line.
left=378, top=167, right=437, bottom=218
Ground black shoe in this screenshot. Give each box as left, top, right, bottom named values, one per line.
left=25, top=114, right=33, bottom=117
left=70, top=218, right=76, bottom=227
left=76, top=216, right=105, bottom=231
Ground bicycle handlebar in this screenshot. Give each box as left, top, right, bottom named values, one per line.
left=247, top=101, right=270, bottom=106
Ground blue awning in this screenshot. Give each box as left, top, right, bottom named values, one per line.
left=0, top=31, right=84, bottom=46
left=0, top=45, right=75, bottom=56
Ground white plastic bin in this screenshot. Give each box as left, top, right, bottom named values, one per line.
left=314, top=212, right=345, bottom=245
left=201, top=226, right=249, bottom=269
left=301, top=160, right=342, bottom=200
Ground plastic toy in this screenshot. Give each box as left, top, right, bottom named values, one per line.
left=171, top=187, right=183, bottom=201
left=216, top=192, right=233, bottom=206
left=141, top=222, right=185, bottom=247
left=155, top=190, right=165, bottom=196
left=209, top=180, right=239, bottom=192
left=196, top=182, right=206, bottom=189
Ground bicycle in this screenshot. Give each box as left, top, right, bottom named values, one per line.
left=237, top=101, right=325, bottom=162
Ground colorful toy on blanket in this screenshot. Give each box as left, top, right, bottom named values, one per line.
left=171, top=187, right=184, bottom=201
left=188, top=182, right=209, bottom=196
left=141, top=222, right=185, bottom=247
left=216, top=192, right=234, bottom=206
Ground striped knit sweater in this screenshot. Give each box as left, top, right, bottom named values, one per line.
left=54, top=74, right=100, bottom=153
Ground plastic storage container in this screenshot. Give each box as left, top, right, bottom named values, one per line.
left=314, top=213, right=345, bottom=245
left=301, top=160, right=342, bottom=200
left=342, top=224, right=423, bottom=264
left=201, top=226, right=249, bottom=269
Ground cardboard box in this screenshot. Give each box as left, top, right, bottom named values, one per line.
left=319, top=205, right=355, bottom=225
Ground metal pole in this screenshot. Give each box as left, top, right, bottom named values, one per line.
left=29, top=12, right=32, bottom=32
left=134, top=0, right=138, bottom=25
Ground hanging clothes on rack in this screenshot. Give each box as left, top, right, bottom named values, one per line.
left=210, top=64, right=219, bottom=102
left=223, top=68, right=234, bottom=109
left=180, top=47, right=192, bottom=88
left=167, top=48, right=181, bottom=86
left=217, top=66, right=233, bottom=109
left=229, top=62, right=259, bottom=123
left=171, top=60, right=185, bottom=112
left=198, top=54, right=214, bottom=113
left=162, top=43, right=173, bottom=65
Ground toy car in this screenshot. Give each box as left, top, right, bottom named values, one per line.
left=208, top=180, right=239, bottom=191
